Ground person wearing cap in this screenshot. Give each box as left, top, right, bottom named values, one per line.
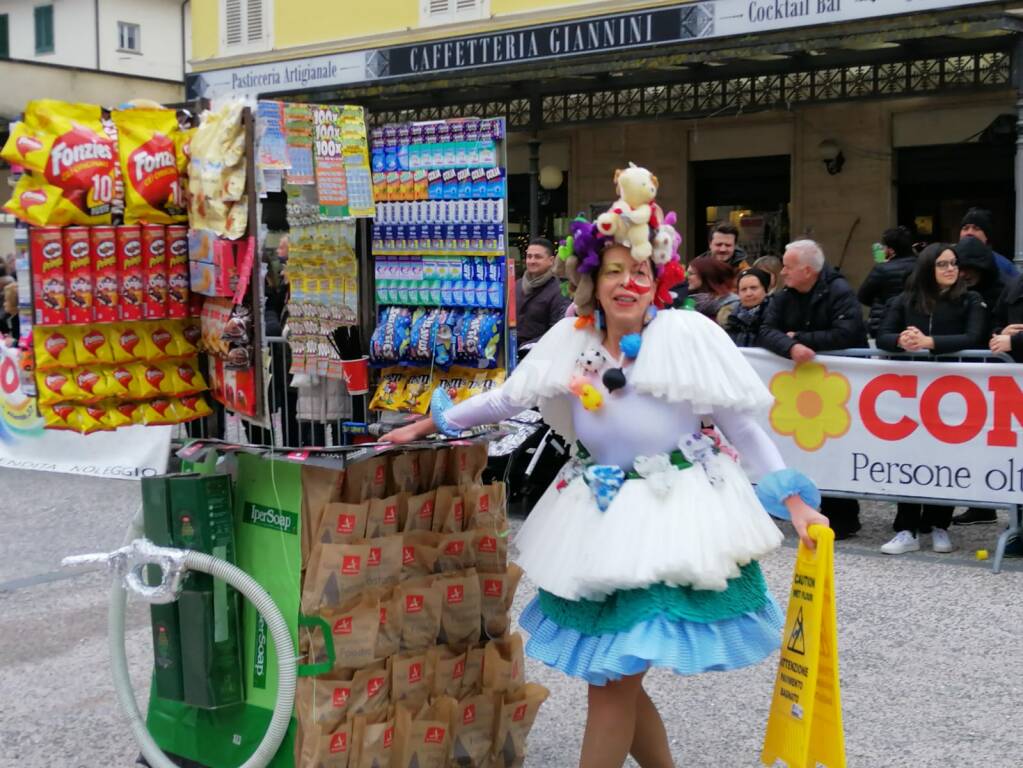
left=959, top=207, right=1018, bottom=279
left=857, top=226, right=917, bottom=338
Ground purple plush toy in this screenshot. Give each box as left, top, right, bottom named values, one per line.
left=570, top=218, right=606, bottom=275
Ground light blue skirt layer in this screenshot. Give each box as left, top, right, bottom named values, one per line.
left=519, top=594, right=784, bottom=686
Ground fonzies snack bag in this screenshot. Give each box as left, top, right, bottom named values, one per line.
left=113, top=109, right=187, bottom=224
left=2, top=100, right=116, bottom=224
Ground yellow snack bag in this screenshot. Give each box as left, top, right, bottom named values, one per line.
left=80, top=404, right=114, bottom=434
left=74, top=367, right=116, bottom=403
left=110, top=323, right=146, bottom=363
left=136, top=362, right=174, bottom=399
left=404, top=372, right=433, bottom=416
left=37, top=370, right=84, bottom=405
left=174, top=127, right=196, bottom=176
left=370, top=368, right=408, bottom=413
left=34, top=326, right=78, bottom=370
left=1, top=101, right=116, bottom=223
left=140, top=321, right=184, bottom=361
left=41, top=403, right=81, bottom=432
left=177, top=394, right=213, bottom=422
left=107, top=365, right=137, bottom=398
left=112, top=400, right=144, bottom=426
left=4, top=174, right=109, bottom=227
left=163, top=361, right=206, bottom=396
left=141, top=397, right=181, bottom=426
left=74, top=326, right=116, bottom=365
left=113, top=109, right=187, bottom=225
left=106, top=403, right=135, bottom=430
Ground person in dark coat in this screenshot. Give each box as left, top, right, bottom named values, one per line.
left=697, top=221, right=750, bottom=272
left=953, top=236, right=1004, bottom=309
left=515, top=237, right=570, bottom=355
left=759, top=240, right=868, bottom=539
left=875, top=243, right=988, bottom=555
left=726, top=267, right=772, bottom=347
left=990, top=272, right=1023, bottom=362
left=959, top=207, right=1018, bottom=279
left=858, top=225, right=917, bottom=338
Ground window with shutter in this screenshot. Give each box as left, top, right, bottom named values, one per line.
left=222, top=0, right=270, bottom=53
left=421, top=0, right=488, bottom=27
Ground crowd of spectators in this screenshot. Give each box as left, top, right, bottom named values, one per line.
left=686, top=209, right=1023, bottom=553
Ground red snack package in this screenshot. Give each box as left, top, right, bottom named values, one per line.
left=116, top=225, right=144, bottom=321
left=142, top=321, right=184, bottom=361
left=42, top=403, right=81, bottom=432
left=30, top=227, right=66, bottom=325
left=142, top=224, right=167, bottom=320
left=80, top=404, right=114, bottom=433
left=113, top=108, right=187, bottom=225
left=37, top=370, right=84, bottom=404
left=34, top=326, right=78, bottom=370
left=64, top=227, right=94, bottom=324
left=90, top=226, right=118, bottom=322
left=165, top=224, right=189, bottom=319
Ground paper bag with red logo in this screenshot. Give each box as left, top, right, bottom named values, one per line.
left=391, top=649, right=437, bottom=711
left=348, top=659, right=392, bottom=717
left=398, top=576, right=442, bottom=653
left=343, top=455, right=389, bottom=503
left=482, top=634, right=525, bottom=694
left=393, top=696, right=457, bottom=768
left=438, top=568, right=483, bottom=647
left=301, top=465, right=344, bottom=568
left=362, top=536, right=402, bottom=591
left=312, top=721, right=353, bottom=768
left=452, top=691, right=500, bottom=768
left=403, top=490, right=437, bottom=532
left=297, top=674, right=357, bottom=736
left=301, top=542, right=371, bottom=614
left=310, top=591, right=379, bottom=673
left=479, top=564, right=523, bottom=639
left=112, top=109, right=187, bottom=224
left=460, top=645, right=486, bottom=698
left=389, top=451, right=424, bottom=495
left=373, top=586, right=403, bottom=660
left=432, top=486, right=466, bottom=534
left=446, top=443, right=488, bottom=486
left=463, top=483, right=506, bottom=530
left=436, top=530, right=476, bottom=573
left=351, top=709, right=396, bottom=768
left=492, top=684, right=550, bottom=768
left=472, top=526, right=508, bottom=575
left=428, top=645, right=468, bottom=699
left=316, top=501, right=369, bottom=545
left=366, top=493, right=404, bottom=538
left=401, top=531, right=441, bottom=581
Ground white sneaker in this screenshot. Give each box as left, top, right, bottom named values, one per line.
left=931, top=528, right=956, bottom=553
left=881, top=530, right=920, bottom=555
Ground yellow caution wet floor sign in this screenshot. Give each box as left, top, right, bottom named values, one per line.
left=761, top=524, right=846, bottom=768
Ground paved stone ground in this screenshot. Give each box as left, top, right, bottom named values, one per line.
left=1, top=466, right=1021, bottom=767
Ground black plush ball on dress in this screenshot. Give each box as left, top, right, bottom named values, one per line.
left=603, top=368, right=627, bottom=393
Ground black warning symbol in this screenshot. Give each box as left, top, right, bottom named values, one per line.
left=787, top=606, right=806, bottom=655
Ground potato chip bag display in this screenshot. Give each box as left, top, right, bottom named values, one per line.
left=73, top=366, right=114, bottom=403
left=428, top=646, right=467, bottom=699
left=163, top=361, right=206, bottom=396
left=41, top=403, right=81, bottom=431
left=451, top=692, right=500, bottom=768
left=180, top=320, right=201, bottom=355
left=74, top=326, right=115, bottom=365
left=479, top=564, right=523, bottom=639
left=401, top=531, right=441, bottom=581
left=365, top=494, right=404, bottom=538
left=37, top=369, right=83, bottom=404
left=391, top=650, right=436, bottom=711
left=113, top=109, right=187, bottom=224
left=135, top=362, right=175, bottom=398
left=399, top=576, right=442, bottom=653
left=2, top=101, right=117, bottom=224
left=437, top=569, right=482, bottom=647
left=34, top=326, right=78, bottom=370
left=79, top=404, right=114, bottom=433
left=403, top=490, right=436, bottom=533
left=363, top=535, right=403, bottom=591
left=109, top=323, right=145, bottom=362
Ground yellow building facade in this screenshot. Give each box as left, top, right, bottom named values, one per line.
left=189, top=0, right=1023, bottom=283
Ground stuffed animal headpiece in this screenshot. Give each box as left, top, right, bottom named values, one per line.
left=558, top=164, right=683, bottom=318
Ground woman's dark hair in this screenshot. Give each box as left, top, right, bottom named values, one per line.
left=881, top=226, right=915, bottom=259
left=737, top=267, right=771, bottom=294
left=689, top=255, right=736, bottom=296
left=905, top=242, right=966, bottom=314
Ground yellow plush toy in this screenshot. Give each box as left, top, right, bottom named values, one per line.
left=596, top=163, right=659, bottom=262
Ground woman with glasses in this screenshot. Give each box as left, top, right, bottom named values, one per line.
left=383, top=167, right=827, bottom=768
left=875, top=243, right=989, bottom=555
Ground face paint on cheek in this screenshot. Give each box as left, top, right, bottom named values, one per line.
left=624, top=278, right=652, bottom=295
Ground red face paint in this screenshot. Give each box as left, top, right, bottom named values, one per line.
left=624, top=278, right=652, bottom=295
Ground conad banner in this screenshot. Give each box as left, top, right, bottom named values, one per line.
left=0, top=345, right=172, bottom=478
left=742, top=349, right=1023, bottom=506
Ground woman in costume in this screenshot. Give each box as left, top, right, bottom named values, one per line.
left=385, top=168, right=828, bottom=768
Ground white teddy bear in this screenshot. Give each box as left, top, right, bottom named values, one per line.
left=596, top=163, right=659, bottom=262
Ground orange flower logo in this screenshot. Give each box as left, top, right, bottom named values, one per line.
left=769, top=362, right=851, bottom=451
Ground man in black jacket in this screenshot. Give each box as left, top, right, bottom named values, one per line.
left=760, top=240, right=868, bottom=538
left=515, top=238, right=571, bottom=355
left=858, top=226, right=916, bottom=338
left=990, top=272, right=1023, bottom=362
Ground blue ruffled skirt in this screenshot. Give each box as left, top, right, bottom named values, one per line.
left=519, top=593, right=784, bottom=686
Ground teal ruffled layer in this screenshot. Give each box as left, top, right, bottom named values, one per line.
left=536, top=562, right=769, bottom=635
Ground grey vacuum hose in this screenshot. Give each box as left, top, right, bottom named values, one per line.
left=109, top=509, right=296, bottom=768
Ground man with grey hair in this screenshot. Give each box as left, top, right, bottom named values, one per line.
left=759, top=239, right=867, bottom=538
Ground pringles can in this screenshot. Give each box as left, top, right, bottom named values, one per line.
left=30, top=227, right=66, bottom=325
left=116, top=225, right=144, bottom=321
left=90, top=226, right=118, bottom=322
left=141, top=224, right=167, bottom=320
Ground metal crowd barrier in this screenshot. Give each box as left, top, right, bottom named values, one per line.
left=817, top=347, right=1021, bottom=572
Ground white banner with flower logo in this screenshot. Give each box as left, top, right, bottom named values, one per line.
left=740, top=349, right=1023, bottom=506
left=0, top=345, right=172, bottom=479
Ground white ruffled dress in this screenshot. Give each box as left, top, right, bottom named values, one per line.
left=443, top=309, right=801, bottom=685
